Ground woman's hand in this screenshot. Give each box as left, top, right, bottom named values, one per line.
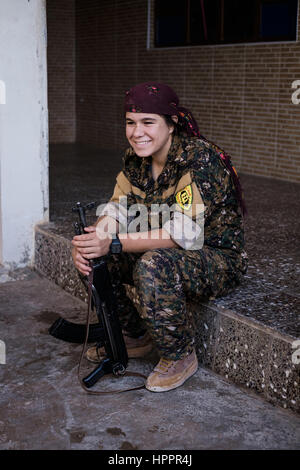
left=71, top=245, right=91, bottom=276
left=71, top=225, right=112, bottom=275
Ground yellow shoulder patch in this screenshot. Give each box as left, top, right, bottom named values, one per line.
left=175, top=184, right=193, bottom=210
left=116, top=171, right=132, bottom=195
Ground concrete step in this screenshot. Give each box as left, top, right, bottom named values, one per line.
left=34, top=223, right=299, bottom=414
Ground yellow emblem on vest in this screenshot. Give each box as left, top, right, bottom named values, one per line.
left=175, top=184, right=193, bottom=210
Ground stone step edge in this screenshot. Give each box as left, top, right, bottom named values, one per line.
left=206, top=301, right=296, bottom=343
left=189, top=300, right=299, bottom=414
left=34, top=223, right=297, bottom=342
left=34, top=224, right=299, bottom=414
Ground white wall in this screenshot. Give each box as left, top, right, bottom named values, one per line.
left=0, top=0, right=49, bottom=268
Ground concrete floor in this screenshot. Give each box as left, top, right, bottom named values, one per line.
left=0, top=268, right=299, bottom=450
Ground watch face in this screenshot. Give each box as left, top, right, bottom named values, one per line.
left=111, top=245, right=121, bottom=254
left=110, top=238, right=122, bottom=254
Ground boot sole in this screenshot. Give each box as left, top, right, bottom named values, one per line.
left=145, top=359, right=198, bottom=392
left=86, top=343, right=153, bottom=364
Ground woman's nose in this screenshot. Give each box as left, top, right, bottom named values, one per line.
left=132, top=124, right=144, bottom=137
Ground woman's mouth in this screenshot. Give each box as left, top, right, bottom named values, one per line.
left=134, top=140, right=152, bottom=146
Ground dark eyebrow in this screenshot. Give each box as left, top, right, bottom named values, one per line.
left=125, top=117, right=157, bottom=123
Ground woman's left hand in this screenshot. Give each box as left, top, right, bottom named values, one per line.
left=71, top=225, right=112, bottom=259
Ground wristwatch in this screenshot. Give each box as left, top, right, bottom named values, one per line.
left=109, top=233, right=123, bottom=254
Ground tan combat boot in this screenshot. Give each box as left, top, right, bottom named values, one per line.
left=85, top=331, right=153, bottom=363
left=145, top=350, right=198, bottom=392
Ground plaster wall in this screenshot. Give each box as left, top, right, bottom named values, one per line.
left=0, top=0, right=49, bottom=267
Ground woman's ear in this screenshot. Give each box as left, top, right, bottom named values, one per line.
left=168, top=115, right=178, bottom=135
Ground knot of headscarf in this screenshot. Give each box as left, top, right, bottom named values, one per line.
left=124, top=82, right=247, bottom=215
left=124, top=82, right=200, bottom=137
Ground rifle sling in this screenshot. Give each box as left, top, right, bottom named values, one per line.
left=77, top=266, right=147, bottom=395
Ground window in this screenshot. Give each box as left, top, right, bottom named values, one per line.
left=154, top=0, right=298, bottom=47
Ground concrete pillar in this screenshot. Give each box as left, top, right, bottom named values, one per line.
left=0, top=0, right=49, bottom=268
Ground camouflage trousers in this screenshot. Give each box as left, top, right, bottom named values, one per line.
left=106, top=247, right=241, bottom=360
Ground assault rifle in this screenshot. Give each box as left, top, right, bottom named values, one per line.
left=72, top=201, right=129, bottom=388
left=49, top=201, right=145, bottom=393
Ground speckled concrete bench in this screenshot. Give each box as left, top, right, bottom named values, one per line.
left=34, top=223, right=299, bottom=414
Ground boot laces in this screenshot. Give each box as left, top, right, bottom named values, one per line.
left=156, top=358, right=174, bottom=373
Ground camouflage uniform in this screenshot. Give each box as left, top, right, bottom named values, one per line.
left=99, top=135, right=248, bottom=360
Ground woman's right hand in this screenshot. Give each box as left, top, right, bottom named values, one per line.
left=71, top=245, right=91, bottom=276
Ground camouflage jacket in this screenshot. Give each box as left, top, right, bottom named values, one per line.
left=98, top=134, right=248, bottom=273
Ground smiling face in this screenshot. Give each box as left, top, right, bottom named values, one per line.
left=125, top=112, right=176, bottom=163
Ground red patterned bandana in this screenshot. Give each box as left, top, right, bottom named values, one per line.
left=124, top=82, right=247, bottom=215
left=124, top=82, right=201, bottom=138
